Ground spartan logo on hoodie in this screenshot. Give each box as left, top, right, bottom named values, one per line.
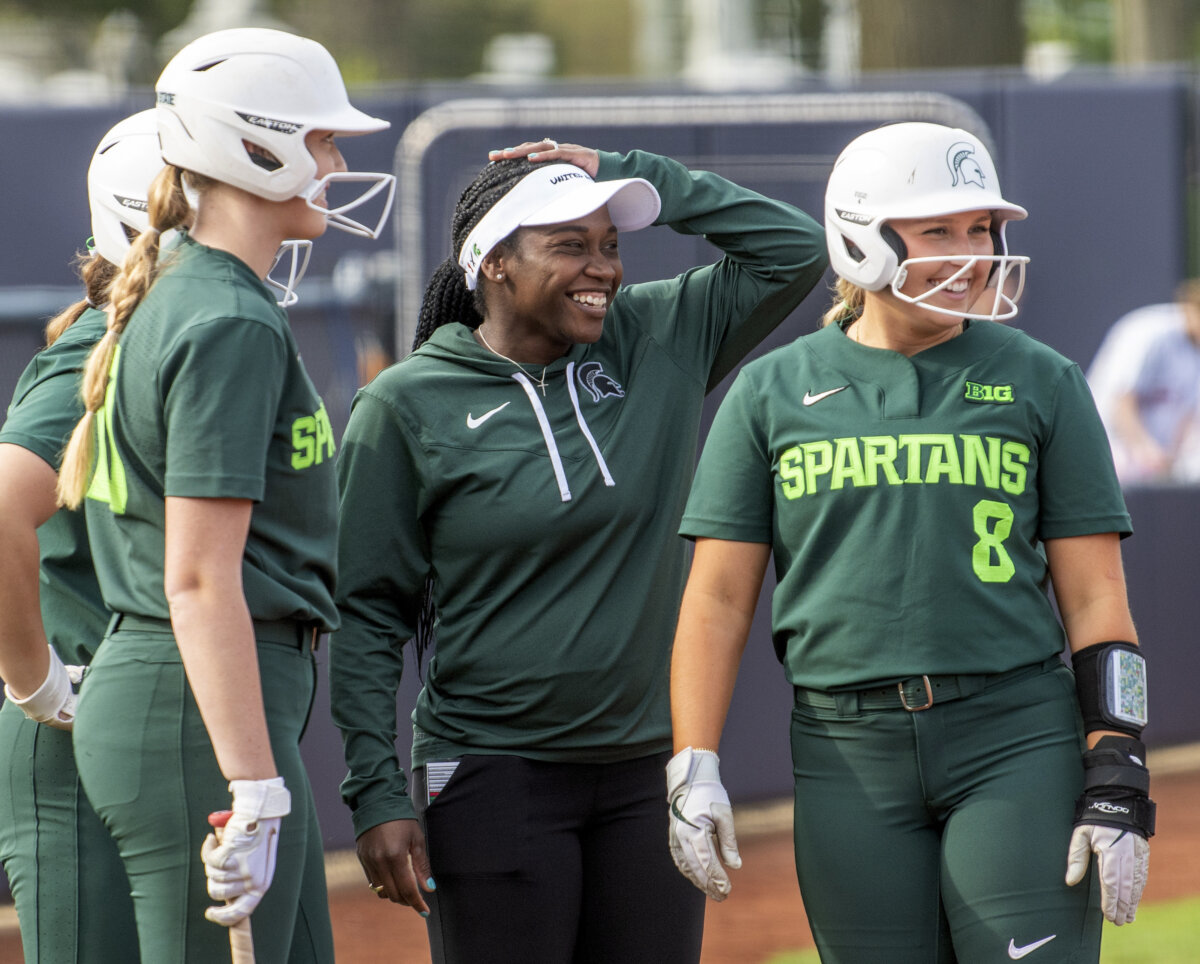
left=577, top=361, right=625, bottom=402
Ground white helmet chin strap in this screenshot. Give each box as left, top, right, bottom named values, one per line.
left=890, top=255, right=1029, bottom=322
left=303, top=171, right=396, bottom=240
left=267, top=240, right=313, bottom=307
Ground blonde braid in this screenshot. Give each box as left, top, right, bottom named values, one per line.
left=821, top=277, right=866, bottom=328
left=57, top=165, right=192, bottom=508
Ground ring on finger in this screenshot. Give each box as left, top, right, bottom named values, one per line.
left=369, top=883, right=385, bottom=895
left=544, top=138, right=558, bottom=150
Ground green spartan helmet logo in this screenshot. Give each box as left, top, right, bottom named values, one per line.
left=946, top=142, right=987, bottom=188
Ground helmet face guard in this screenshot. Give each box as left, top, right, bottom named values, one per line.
left=825, top=122, right=1030, bottom=320
left=302, top=171, right=396, bottom=240
left=266, top=240, right=313, bottom=307
left=890, top=254, right=1027, bottom=322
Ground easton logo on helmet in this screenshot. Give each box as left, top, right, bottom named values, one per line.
left=946, top=142, right=987, bottom=189
left=836, top=208, right=873, bottom=225
left=577, top=361, right=625, bottom=402
left=115, top=195, right=149, bottom=212
left=237, top=112, right=303, bottom=135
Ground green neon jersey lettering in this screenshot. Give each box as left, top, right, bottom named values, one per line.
left=779, top=445, right=804, bottom=500
left=862, top=436, right=902, bottom=486
left=924, top=435, right=963, bottom=485
left=830, top=437, right=866, bottom=489
left=1000, top=441, right=1030, bottom=495
left=801, top=440, right=833, bottom=495
left=972, top=499, right=1015, bottom=583
left=86, top=346, right=128, bottom=514
left=291, top=402, right=335, bottom=470
left=961, top=435, right=1002, bottom=488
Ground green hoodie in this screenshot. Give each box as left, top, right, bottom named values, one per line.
left=331, top=149, right=827, bottom=833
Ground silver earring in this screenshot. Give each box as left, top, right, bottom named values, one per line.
left=496, top=272, right=504, bottom=280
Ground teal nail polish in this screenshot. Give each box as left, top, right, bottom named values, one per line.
left=420, top=910, right=430, bottom=918
left=426, top=877, right=437, bottom=890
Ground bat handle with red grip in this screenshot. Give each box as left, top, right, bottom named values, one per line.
left=208, top=809, right=256, bottom=964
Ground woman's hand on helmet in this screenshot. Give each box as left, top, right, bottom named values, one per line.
left=489, top=139, right=599, bottom=178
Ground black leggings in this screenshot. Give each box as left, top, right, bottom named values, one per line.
left=412, top=751, right=705, bottom=964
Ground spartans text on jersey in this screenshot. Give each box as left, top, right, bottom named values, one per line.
left=778, top=433, right=1030, bottom=500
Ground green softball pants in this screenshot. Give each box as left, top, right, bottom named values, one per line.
left=0, top=700, right=139, bottom=962
left=789, top=659, right=1103, bottom=964
left=72, top=627, right=334, bottom=963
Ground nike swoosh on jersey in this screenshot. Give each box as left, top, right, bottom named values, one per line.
left=1008, top=935, right=1057, bottom=959
left=466, top=402, right=511, bottom=429
left=802, top=386, right=848, bottom=406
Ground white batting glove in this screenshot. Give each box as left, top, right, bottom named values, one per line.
left=202, top=777, right=291, bottom=926
left=1065, top=825, right=1149, bottom=925
left=666, top=747, right=741, bottom=901
left=3, top=645, right=84, bottom=731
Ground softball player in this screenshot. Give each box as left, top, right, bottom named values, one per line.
left=667, top=122, right=1154, bottom=963
left=330, top=140, right=827, bottom=963
left=54, top=29, right=394, bottom=962
left=0, top=110, right=160, bottom=963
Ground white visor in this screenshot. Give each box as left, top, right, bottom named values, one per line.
left=458, top=164, right=661, bottom=290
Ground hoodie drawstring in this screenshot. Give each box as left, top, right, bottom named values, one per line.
left=511, top=364, right=616, bottom=503
left=513, top=372, right=572, bottom=502
left=565, top=362, right=615, bottom=487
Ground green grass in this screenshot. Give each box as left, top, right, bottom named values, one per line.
left=761, top=896, right=1200, bottom=964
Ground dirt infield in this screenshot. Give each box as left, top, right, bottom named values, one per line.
left=2, top=758, right=1197, bottom=963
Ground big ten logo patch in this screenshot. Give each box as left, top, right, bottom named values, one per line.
left=964, top=381, right=1014, bottom=404
left=291, top=402, right=335, bottom=469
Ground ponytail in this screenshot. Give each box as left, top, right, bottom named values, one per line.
left=57, top=165, right=193, bottom=509
left=409, top=156, right=539, bottom=665
left=44, top=253, right=120, bottom=347
left=821, top=277, right=866, bottom=328
left=413, top=257, right=480, bottom=351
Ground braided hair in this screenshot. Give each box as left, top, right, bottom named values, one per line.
left=57, top=165, right=197, bottom=509
left=411, top=157, right=536, bottom=351
left=43, top=252, right=120, bottom=348
left=821, top=276, right=867, bottom=328
left=410, top=156, right=536, bottom=666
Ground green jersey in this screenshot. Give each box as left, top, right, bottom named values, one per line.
left=84, top=235, right=338, bottom=629
left=0, top=309, right=109, bottom=664
left=332, top=149, right=827, bottom=833
left=680, top=320, right=1131, bottom=690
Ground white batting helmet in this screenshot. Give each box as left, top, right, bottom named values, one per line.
left=87, top=109, right=164, bottom=265
left=825, top=122, right=1029, bottom=320
left=156, top=28, right=395, bottom=238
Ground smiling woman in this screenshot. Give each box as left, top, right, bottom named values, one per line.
left=668, top=121, right=1155, bottom=962
left=329, top=139, right=828, bottom=964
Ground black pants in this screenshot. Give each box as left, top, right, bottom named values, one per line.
left=412, top=751, right=705, bottom=964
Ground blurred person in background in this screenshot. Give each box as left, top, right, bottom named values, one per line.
left=1087, top=280, right=1200, bottom=485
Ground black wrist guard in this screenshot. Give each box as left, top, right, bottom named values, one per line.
left=1073, top=735, right=1156, bottom=838
left=1072, top=640, right=1148, bottom=738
